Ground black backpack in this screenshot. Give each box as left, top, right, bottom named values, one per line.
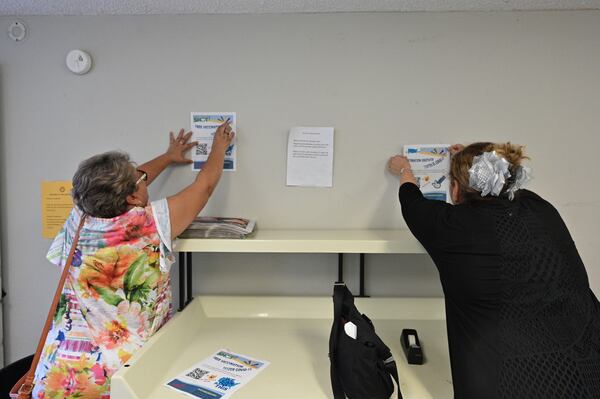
left=329, top=283, right=402, bottom=399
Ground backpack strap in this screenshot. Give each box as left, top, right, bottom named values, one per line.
left=329, top=283, right=348, bottom=399
left=384, top=356, right=402, bottom=398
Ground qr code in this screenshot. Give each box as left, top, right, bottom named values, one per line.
left=186, top=368, right=209, bottom=380
left=196, top=143, right=208, bottom=156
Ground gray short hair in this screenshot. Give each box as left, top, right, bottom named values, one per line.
left=72, top=151, right=137, bottom=218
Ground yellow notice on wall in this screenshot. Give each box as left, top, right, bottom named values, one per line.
left=41, top=181, right=73, bottom=238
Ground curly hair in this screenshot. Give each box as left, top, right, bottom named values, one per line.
left=450, top=142, right=529, bottom=203
left=72, top=151, right=138, bottom=218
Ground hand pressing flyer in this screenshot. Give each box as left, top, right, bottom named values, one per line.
left=165, top=349, right=269, bottom=399
left=191, top=112, right=236, bottom=171
left=404, top=144, right=451, bottom=203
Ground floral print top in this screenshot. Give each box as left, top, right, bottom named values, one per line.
left=32, top=199, right=174, bottom=399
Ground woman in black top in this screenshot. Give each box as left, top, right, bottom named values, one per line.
left=388, top=142, right=600, bottom=399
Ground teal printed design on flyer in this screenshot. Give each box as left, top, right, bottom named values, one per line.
left=167, top=379, right=223, bottom=399
left=216, top=351, right=265, bottom=369
left=423, top=192, right=447, bottom=201
left=193, top=114, right=235, bottom=124
left=408, top=147, right=448, bottom=156
left=215, top=377, right=239, bottom=391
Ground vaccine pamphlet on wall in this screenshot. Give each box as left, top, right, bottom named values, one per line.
left=191, top=112, right=237, bottom=171
left=403, top=144, right=451, bottom=203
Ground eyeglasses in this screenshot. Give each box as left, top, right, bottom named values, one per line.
left=135, top=170, right=148, bottom=186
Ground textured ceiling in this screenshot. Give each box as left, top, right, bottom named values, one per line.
left=2, top=0, right=600, bottom=16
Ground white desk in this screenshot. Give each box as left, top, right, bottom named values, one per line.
left=111, top=230, right=453, bottom=398
left=111, top=296, right=453, bottom=399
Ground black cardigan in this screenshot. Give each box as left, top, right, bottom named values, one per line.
left=399, top=182, right=600, bottom=399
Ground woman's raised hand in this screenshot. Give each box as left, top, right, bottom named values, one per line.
left=167, top=128, right=197, bottom=164
left=212, top=121, right=235, bottom=152
left=387, top=155, right=411, bottom=176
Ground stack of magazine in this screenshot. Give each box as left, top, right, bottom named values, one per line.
left=179, top=217, right=257, bottom=239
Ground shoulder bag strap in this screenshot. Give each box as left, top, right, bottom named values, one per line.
left=385, top=358, right=402, bottom=399
left=329, top=283, right=348, bottom=399
left=13, top=215, right=87, bottom=398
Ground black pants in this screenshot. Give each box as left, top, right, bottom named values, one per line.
left=0, top=355, right=33, bottom=398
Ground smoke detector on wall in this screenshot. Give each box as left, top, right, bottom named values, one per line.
left=8, top=20, right=27, bottom=42
left=66, top=49, right=93, bottom=75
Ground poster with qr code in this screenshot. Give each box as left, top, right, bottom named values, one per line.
left=191, top=112, right=236, bottom=171
left=404, top=144, right=451, bottom=203
left=165, top=349, right=270, bottom=399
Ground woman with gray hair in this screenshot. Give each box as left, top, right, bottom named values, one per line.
left=31, top=122, right=234, bottom=398
left=388, top=143, right=600, bottom=399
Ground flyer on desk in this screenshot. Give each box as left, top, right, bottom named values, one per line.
left=191, top=112, right=236, bottom=171
left=403, top=144, right=451, bottom=203
left=165, top=349, right=270, bottom=399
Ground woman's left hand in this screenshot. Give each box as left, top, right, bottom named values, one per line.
left=167, top=128, right=198, bottom=164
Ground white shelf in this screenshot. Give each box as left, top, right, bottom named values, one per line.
left=111, top=296, right=452, bottom=399
left=176, top=229, right=425, bottom=253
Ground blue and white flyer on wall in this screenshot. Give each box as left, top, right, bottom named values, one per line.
left=165, top=349, right=270, bottom=399
left=191, top=112, right=236, bottom=171
left=403, top=144, right=451, bottom=203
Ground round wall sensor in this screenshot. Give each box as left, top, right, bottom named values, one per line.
left=8, top=20, right=27, bottom=42
left=66, top=49, right=93, bottom=75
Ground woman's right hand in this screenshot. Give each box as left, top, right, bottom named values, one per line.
left=168, top=121, right=236, bottom=240
left=212, top=121, right=235, bottom=152
left=388, top=155, right=411, bottom=176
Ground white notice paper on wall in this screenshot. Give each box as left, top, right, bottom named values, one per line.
left=286, top=127, right=334, bottom=187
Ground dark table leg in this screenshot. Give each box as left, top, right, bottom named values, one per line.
left=358, top=253, right=369, bottom=297
left=186, top=252, right=193, bottom=306
left=178, top=252, right=186, bottom=311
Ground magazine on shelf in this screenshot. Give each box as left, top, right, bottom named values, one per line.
left=179, top=217, right=257, bottom=239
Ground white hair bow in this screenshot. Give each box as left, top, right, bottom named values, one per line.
left=468, top=151, right=511, bottom=198
left=468, top=151, right=531, bottom=200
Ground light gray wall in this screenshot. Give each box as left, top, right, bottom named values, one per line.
left=1, top=11, right=599, bottom=363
